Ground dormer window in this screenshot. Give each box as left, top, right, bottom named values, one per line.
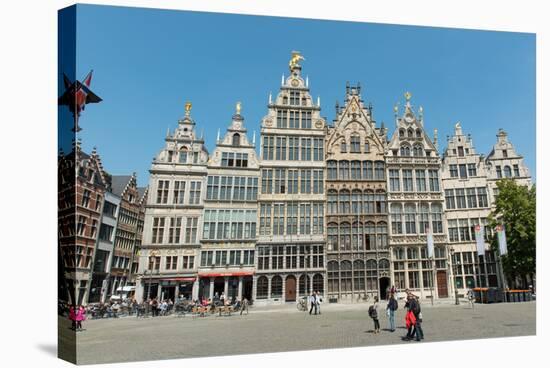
left=458, top=146, right=464, bottom=157
left=179, top=147, right=188, bottom=164
left=399, top=129, right=405, bottom=138
left=283, top=96, right=288, bottom=105
left=341, top=141, right=347, bottom=153
left=416, top=129, right=422, bottom=138
left=400, top=145, right=411, bottom=156
left=350, top=135, right=360, bottom=153
left=413, top=144, right=423, bottom=157
left=502, top=150, right=508, bottom=158
left=289, top=91, right=300, bottom=105
left=407, top=129, right=414, bottom=138
left=232, top=133, right=240, bottom=146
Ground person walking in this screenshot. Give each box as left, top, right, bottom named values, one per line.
left=315, top=291, right=322, bottom=315
left=240, top=297, right=249, bottom=315
left=309, top=292, right=318, bottom=315
left=386, top=293, right=398, bottom=332
left=369, top=296, right=380, bottom=333
left=75, top=305, right=86, bottom=331
left=467, top=289, right=475, bottom=309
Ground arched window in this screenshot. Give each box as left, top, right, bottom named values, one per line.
left=418, top=203, right=430, bottom=234
left=390, top=204, right=403, bottom=234
left=365, top=221, right=376, bottom=250
left=374, top=161, right=385, bottom=179
left=340, top=140, right=347, bottom=153
left=328, top=190, right=338, bottom=215
left=339, top=190, right=351, bottom=214
left=351, top=160, right=361, bottom=179
left=413, top=144, right=423, bottom=157
left=313, top=274, right=324, bottom=293
left=364, top=190, right=375, bottom=214
left=353, top=221, right=364, bottom=251
left=408, top=129, right=414, bottom=138
left=353, top=260, right=365, bottom=292
left=299, top=274, right=310, bottom=296
left=327, top=222, right=338, bottom=251
left=404, top=204, right=416, bottom=234
left=400, top=145, right=411, bottom=156
left=399, top=129, right=405, bottom=138
left=364, top=140, right=370, bottom=153
left=363, top=160, right=374, bottom=180
left=341, top=261, right=352, bottom=292
left=232, top=133, right=240, bottom=146
left=379, top=259, right=390, bottom=270
left=376, top=222, right=388, bottom=249
left=431, top=203, right=443, bottom=233
left=375, top=190, right=386, bottom=213
left=416, top=129, right=422, bottom=138
left=271, top=276, right=282, bottom=298
left=366, top=259, right=377, bottom=291
left=504, top=165, right=512, bottom=178
left=327, top=160, right=337, bottom=180
left=350, top=134, right=361, bottom=153
left=327, top=261, right=339, bottom=293
left=256, top=276, right=268, bottom=299
left=340, top=222, right=351, bottom=250
left=352, top=189, right=362, bottom=214
left=339, top=160, right=350, bottom=180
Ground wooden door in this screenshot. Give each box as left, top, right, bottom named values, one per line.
left=285, top=276, right=296, bottom=301
left=437, top=271, right=448, bottom=298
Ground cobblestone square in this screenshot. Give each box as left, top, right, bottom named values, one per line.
left=64, top=301, right=536, bottom=365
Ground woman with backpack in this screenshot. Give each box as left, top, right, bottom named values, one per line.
left=386, top=293, right=398, bottom=332
left=369, top=296, right=380, bottom=334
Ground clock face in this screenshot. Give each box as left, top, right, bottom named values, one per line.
left=291, top=79, right=299, bottom=87
left=315, top=120, right=323, bottom=129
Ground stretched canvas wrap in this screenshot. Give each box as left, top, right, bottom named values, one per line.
left=58, top=4, right=536, bottom=365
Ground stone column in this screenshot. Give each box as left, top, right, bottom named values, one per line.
left=224, top=277, right=229, bottom=298
left=296, top=274, right=301, bottom=297
left=281, top=275, right=286, bottom=303
left=252, top=275, right=258, bottom=302
left=192, top=279, right=199, bottom=300
left=135, top=278, right=145, bottom=303
left=267, top=276, right=272, bottom=301
left=174, top=284, right=180, bottom=301
left=237, top=277, right=243, bottom=300
left=209, top=277, right=214, bottom=299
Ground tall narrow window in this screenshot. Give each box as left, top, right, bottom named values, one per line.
left=391, top=204, right=403, bottom=234
left=350, top=135, right=361, bottom=153
left=415, top=169, right=426, bottom=192
left=232, top=133, right=240, bottom=146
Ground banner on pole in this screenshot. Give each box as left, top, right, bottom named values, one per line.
left=474, top=224, right=485, bottom=256
left=496, top=224, right=508, bottom=255
left=426, top=225, right=434, bottom=258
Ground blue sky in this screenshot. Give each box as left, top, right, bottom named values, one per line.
left=72, top=4, right=536, bottom=186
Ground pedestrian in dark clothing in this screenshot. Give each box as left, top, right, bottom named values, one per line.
left=309, top=292, right=318, bottom=315
left=386, top=293, right=398, bottom=332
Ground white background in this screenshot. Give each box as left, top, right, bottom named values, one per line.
left=0, top=1, right=547, bottom=367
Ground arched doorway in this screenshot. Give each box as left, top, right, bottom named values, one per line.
left=379, top=277, right=390, bottom=300
left=285, top=275, right=297, bottom=302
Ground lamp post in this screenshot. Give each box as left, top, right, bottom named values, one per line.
left=450, top=247, right=459, bottom=305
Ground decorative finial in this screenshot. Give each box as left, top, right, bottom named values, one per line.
left=289, top=51, right=305, bottom=71
left=185, top=101, right=192, bottom=116
left=253, top=130, right=256, bottom=145
left=217, top=128, right=221, bottom=143
left=405, top=91, right=412, bottom=101
left=393, top=103, right=398, bottom=115
left=317, top=96, right=320, bottom=107
left=281, top=74, right=285, bottom=86
left=236, top=101, right=242, bottom=115
left=306, top=76, right=309, bottom=87
left=269, top=92, right=272, bottom=104
left=419, top=106, right=423, bottom=114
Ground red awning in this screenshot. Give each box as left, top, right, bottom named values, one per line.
left=198, top=272, right=254, bottom=278
left=163, top=277, right=196, bottom=282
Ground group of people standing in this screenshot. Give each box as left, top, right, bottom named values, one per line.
left=368, top=287, right=425, bottom=342
left=308, top=291, right=323, bottom=315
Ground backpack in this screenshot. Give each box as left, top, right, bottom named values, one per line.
left=368, top=305, right=377, bottom=318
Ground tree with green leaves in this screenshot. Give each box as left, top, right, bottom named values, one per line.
left=488, top=179, right=536, bottom=289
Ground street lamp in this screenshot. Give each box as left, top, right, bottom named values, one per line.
left=449, top=247, right=460, bottom=305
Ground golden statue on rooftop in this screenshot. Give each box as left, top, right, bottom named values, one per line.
left=289, top=51, right=305, bottom=70
left=236, top=101, right=242, bottom=115
left=185, top=101, right=192, bottom=116
left=405, top=91, right=412, bottom=101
